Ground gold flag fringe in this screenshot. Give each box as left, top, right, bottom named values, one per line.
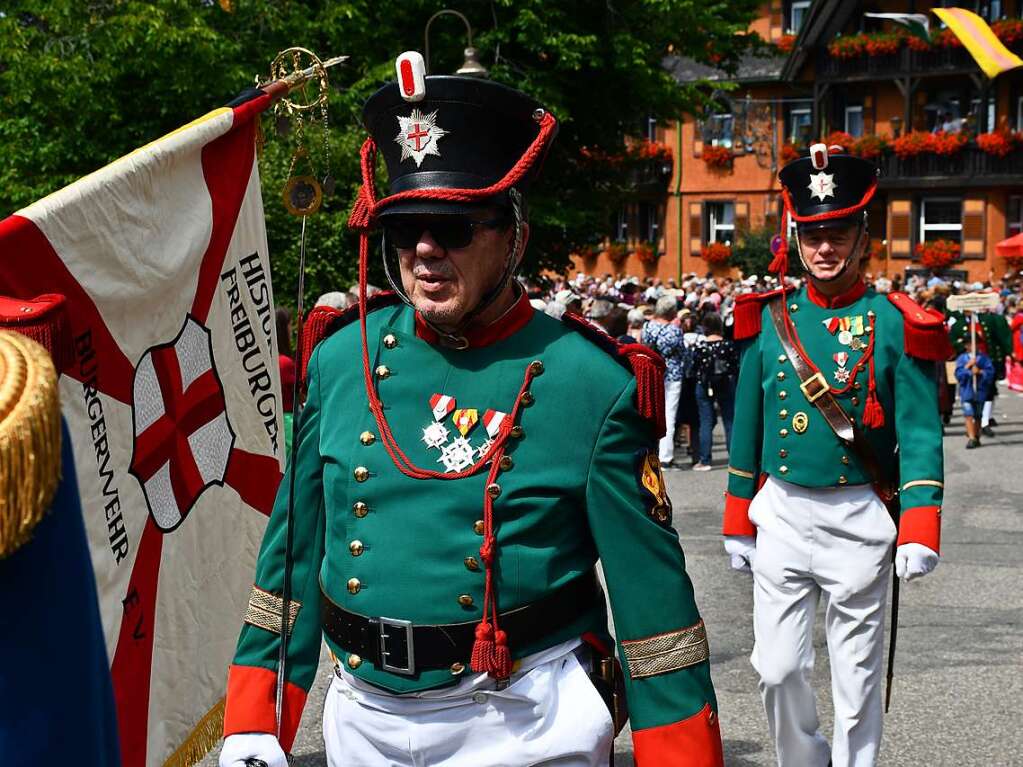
left=0, top=331, right=61, bottom=559
left=162, top=697, right=226, bottom=767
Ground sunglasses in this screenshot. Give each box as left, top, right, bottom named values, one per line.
left=383, top=215, right=511, bottom=250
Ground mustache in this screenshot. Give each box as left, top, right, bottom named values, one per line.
left=413, top=261, right=456, bottom=279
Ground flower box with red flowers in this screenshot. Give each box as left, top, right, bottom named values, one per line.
left=915, top=239, right=960, bottom=270
left=702, top=144, right=733, bottom=169
left=776, top=34, right=797, bottom=54
left=633, top=242, right=657, bottom=264
left=781, top=142, right=800, bottom=164
left=703, top=242, right=732, bottom=264
left=977, top=131, right=1017, bottom=158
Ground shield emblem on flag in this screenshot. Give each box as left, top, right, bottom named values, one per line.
left=128, top=315, right=235, bottom=533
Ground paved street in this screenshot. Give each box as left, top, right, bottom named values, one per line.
left=205, top=386, right=1023, bottom=766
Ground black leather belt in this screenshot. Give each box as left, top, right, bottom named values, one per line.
left=321, top=571, right=601, bottom=676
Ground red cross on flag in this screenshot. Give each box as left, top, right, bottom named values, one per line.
left=0, top=91, right=282, bottom=766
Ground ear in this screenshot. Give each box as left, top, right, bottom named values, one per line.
left=513, top=222, right=531, bottom=269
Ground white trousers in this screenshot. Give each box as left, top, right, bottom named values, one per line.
left=659, top=378, right=682, bottom=464
left=748, top=476, right=895, bottom=767
left=322, top=639, right=613, bottom=767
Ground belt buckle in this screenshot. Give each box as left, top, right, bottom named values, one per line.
left=378, top=616, right=415, bottom=675
left=799, top=371, right=829, bottom=403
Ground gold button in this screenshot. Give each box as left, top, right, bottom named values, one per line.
left=521, top=391, right=535, bottom=406
left=383, top=334, right=398, bottom=349
left=779, top=465, right=789, bottom=474
left=359, top=431, right=375, bottom=446
left=499, top=455, right=514, bottom=471
left=375, top=365, right=390, bottom=379
left=851, top=396, right=860, bottom=406
left=838, top=475, right=848, bottom=485
left=349, top=540, right=364, bottom=556
left=353, top=501, right=368, bottom=518
left=854, top=381, right=862, bottom=390
left=354, top=466, right=369, bottom=482
left=473, top=520, right=485, bottom=535
left=458, top=594, right=474, bottom=607
left=790, top=303, right=799, bottom=312
left=777, top=354, right=787, bottom=363
left=486, top=482, right=501, bottom=499
left=779, top=409, right=789, bottom=419
left=777, top=372, right=786, bottom=381
left=779, top=391, right=788, bottom=400
left=708, top=710, right=717, bottom=726
left=464, top=556, right=480, bottom=571
left=347, top=578, right=362, bottom=594
left=347, top=654, right=362, bottom=669
left=779, top=449, right=788, bottom=458
left=529, top=360, right=545, bottom=376
left=779, top=428, right=789, bottom=437
left=510, top=425, right=525, bottom=439
left=841, top=455, right=850, bottom=465
left=450, top=662, right=466, bottom=675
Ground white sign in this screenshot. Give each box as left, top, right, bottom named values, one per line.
left=947, top=292, right=1000, bottom=311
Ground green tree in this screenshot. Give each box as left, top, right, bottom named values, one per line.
left=729, top=226, right=778, bottom=279
left=0, top=0, right=760, bottom=307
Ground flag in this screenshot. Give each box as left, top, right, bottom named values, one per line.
left=932, top=7, right=1023, bottom=79
left=863, top=12, right=931, bottom=41
left=0, top=92, right=283, bottom=766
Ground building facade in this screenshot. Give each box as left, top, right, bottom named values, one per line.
left=572, top=1, right=1023, bottom=284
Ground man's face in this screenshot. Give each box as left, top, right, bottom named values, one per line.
left=799, top=224, right=862, bottom=282
left=389, top=210, right=524, bottom=329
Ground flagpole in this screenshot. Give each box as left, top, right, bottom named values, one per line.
left=258, top=55, right=348, bottom=102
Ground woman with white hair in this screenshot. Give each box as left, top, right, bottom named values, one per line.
left=642, top=295, right=685, bottom=466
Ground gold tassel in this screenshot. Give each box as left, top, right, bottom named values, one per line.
left=161, top=697, right=226, bottom=767
left=0, top=330, right=61, bottom=559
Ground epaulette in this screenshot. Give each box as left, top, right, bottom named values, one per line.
left=732, top=287, right=793, bottom=341
left=300, top=291, right=402, bottom=381
left=887, top=292, right=953, bottom=361
left=560, top=312, right=667, bottom=438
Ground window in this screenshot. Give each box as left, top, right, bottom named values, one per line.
left=919, top=198, right=962, bottom=244
left=1017, top=96, right=1023, bottom=131
left=970, top=97, right=997, bottom=133
left=1009, top=197, right=1023, bottom=238
left=844, top=105, right=864, bottom=138
left=788, top=1, right=810, bottom=34
left=615, top=208, right=629, bottom=242
left=786, top=102, right=812, bottom=142
left=705, top=202, right=735, bottom=245
left=704, top=113, right=734, bottom=148
left=645, top=116, right=658, bottom=142
left=638, top=202, right=660, bottom=244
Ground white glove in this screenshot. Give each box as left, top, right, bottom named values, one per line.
left=219, top=733, right=288, bottom=767
left=723, top=535, right=756, bottom=573
left=895, top=543, right=939, bottom=582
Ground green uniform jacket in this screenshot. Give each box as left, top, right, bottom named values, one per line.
left=223, top=295, right=723, bottom=765
left=723, top=282, right=948, bottom=553
left=949, top=309, right=1012, bottom=363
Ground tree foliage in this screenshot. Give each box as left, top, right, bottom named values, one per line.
left=0, top=0, right=760, bottom=307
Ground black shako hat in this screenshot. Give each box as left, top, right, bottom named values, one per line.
left=778, top=149, right=879, bottom=232
left=362, top=75, right=553, bottom=217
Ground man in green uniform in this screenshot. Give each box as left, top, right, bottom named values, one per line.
left=219, top=55, right=722, bottom=767
left=948, top=303, right=1011, bottom=437
left=722, top=143, right=950, bottom=767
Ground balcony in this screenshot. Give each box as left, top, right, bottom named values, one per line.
left=816, top=42, right=1023, bottom=82
left=627, top=157, right=674, bottom=196
left=877, top=144, right=1023, bottom=188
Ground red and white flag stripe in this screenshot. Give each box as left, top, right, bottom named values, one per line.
left=482, top=409, right=507, bottom=438
left=430, top=393, right=455, bottom=421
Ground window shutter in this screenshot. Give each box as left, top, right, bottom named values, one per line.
left=863, top=93, right=875, bottom=135
left=770, top=3, right=783, bottom=39
left=890, top=198, right=911, bottom=257
left=690, top=202, right=703, bottom=255
left=735, top=201, right=749, bottom=243
left=962, top=198, right=985, bottom=258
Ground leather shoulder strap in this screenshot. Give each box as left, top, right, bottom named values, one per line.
left=766, top=297, right=896, bottom=494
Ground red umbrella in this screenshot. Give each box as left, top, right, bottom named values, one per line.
left=996, top=232, right=1023, bottom=258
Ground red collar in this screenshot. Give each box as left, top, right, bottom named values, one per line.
left=414, top=291, right=534, bottom=349
left=806, top=279, right=867, bottom=309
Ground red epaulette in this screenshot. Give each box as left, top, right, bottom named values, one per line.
left=887, top=292, right=953, bottom=361
left=732, top=287, right=793, bottom=341
left=560, top=312, right=667, bottom=438
left=300, top=291, right=402, bottom=381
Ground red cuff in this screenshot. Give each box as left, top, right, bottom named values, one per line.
left=223, top=664, right=308, bottom=752
left=723, top=493, right=756, bottom=536
left=633, top=703, right=724, bottom=766
left=897, top=506, right=941, bottom=553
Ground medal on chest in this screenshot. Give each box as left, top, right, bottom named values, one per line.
left=833, top=351, right=850, bottom=384
left=422, top=393, right=456, bottom=449
left=476, top=409, right=507, bottom=461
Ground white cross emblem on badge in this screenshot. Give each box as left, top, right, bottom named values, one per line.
left=422, top=421, right=450, bottom=449
left=807, top=171, right=836, bottom=202
left=439, top=436, right=476, bottom=473
left=395, top=108, right=448, bottom=167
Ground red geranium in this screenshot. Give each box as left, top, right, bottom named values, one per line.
left=822, top=131, right=855, bottom=152
left=892, top=130, right=934, bottom=159
left=702, top=144, right=733, bottom=169
left=930, top=130, right=968, bottom=156
left=781, top=142, right=800, bottom=164
left=776, top=34, right=797, bottom=54
left=977, top=131, right=1015, bottom=157
left=905, top=34, right=932, bottom=52
left=828, top=33, right=868, bottom=59
left=633, top=139, right=673, bottom=163
left=603, top=243, right=627, bottom=263
left=864, top=33, right=901, bottom=56
left=633, top=242, right=657, bottom=264
left=852, top=134, right=888, bottom=160
left=915, top=239, right=960, bottom=270
left=992, top=18, right=1023, bottom=46
left=703, top=242, right=732, bottom=264
left=933, top=28, right=963, bottom=48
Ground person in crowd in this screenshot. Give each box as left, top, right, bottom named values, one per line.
left=642, top=295, right=686, bottom=467
left=956, top=348, right=995, bottom=449
left=692, top=313, right=738, bottom=471
left=315, top=291, right=350, bottom=310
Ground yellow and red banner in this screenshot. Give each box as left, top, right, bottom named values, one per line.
left=0, top=94, right=282, bottom=766
left=933, top=7, right=1023, bottom=78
